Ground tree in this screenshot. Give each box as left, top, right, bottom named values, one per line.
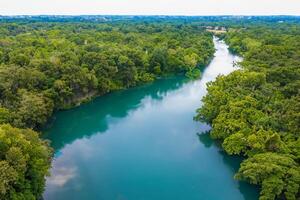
left=197, top=25, right=300, bottom=200
left=235, top=153, right=300, bottom=200
left=0, top=124, right=52, bottom=200
left=12, top=90, right=54, bottom=129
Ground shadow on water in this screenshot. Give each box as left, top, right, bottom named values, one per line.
left=198, top=132, right=260, bottom=200
left=43, top=76, right=187, bottom=151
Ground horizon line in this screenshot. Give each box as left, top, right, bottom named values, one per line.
left=1, top=14, right=300, bottom=17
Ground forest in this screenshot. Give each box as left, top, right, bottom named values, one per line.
left=0, top=15, right=300, bottom=200
left=196, top=24, right=300, bottom=199
left=0, top=21, right=214, bottom=199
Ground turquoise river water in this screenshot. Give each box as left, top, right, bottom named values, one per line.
left=43, top=38, right=259, bottom=200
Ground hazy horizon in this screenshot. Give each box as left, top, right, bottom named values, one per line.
left=1, top=14, right=300, bottom=17
left=1, top=0, right=300, bottom=16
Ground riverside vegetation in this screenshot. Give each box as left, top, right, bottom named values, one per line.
left=196, top=24, right=300, bottom=199
left=0, top=16, right=299, bottom=200
left=0, top=21, right=214, bottom=199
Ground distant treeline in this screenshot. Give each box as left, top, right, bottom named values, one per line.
left=196, top=24, right=300, bottom=199
left=1, top=15, right=300, bottom=25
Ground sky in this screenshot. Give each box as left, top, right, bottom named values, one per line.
left=0, top=0, right=300, bottom=16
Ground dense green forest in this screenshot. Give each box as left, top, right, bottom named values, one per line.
left=0, top=22, right=214, bottom=129
left=196, top=25, right=300, bottom=199
left=0, top=21, right=214, bottom=199
left=1, top=15, right=300, bottom=200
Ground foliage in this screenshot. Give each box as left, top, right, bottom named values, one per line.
left=185, top=68, right=201, bottom=79
left=0, top=22, right=214, bottom=129
left=2, top=17, right=300, bottom=199
left=235, top=153, right=300, bottom=200
left=0, top=124, right=52, bottom=200
left=196, top=24, right=300, bottom=199
left=0, top=20, right=215, bottom=198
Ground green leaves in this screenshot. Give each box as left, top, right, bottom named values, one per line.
left=0, top=161, right=18, bottom=196
left=185, top=68, right=201, bottom=79
left=0, top=23, right=216, bottom=199
left=13, top=90, right=54, bottom=129
left=197, top=25, right=300, bottom=199
left=0, top=23, right=215, bottom=128
left=0, top=124, right=52, bottom=200
left=235, top=153, right=300, bottom=200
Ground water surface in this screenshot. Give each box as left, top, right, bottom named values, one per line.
left=43, top=38, right=259, bottom=200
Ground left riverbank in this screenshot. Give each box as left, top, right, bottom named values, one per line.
left=0, top=21, right=215, bottom=200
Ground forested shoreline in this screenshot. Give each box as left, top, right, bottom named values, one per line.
left=0, top=16, right=300, bottom=200
left=196, top=25, right=300, bottom=199
left=0, top=23, right=214, bottom=129
left=0, top=21, right=215, bottom=199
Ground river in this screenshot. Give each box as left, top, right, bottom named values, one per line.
left=43, top=37, right=259, bottom=200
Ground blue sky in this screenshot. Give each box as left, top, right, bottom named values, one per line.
left=0, top=0, right=300, bottom=15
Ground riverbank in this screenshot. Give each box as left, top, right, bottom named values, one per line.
left=196, top=26, right=300, bottom=200
left=43, top=38, right=258, bottom=200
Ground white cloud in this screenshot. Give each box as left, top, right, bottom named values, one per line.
left=0, top=0, right=299, bottom=15
left=47, top=166, right=77, bottom=187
